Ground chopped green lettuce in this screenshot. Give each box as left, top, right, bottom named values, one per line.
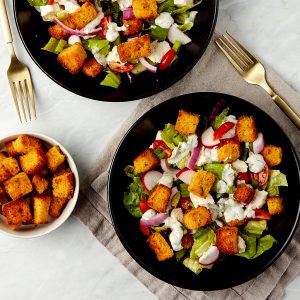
left=172, top=41, right=182, bottom=53
left=244, top=220, right=267, bottom=236
left=158, top=0, right=176, bottom=13
left=236, top=233, right=257, bottom=259
left=204, top=163, right=225, bottom=179
left=27, top=0, right=47, bottom=6
left=172, top=0, right=202, bottom=15
left=253, top=235, right=277, bottom=259
left=174, top=12, right=190, bottom=25
left=101, top=72, right=121, bottom=89
left=175, top=155, right=190, bottom=169
left=179, top=183, right=190, bottom=198
left=266, top=170, right=288, bottom=196
left=183, top=258, right=202, bottom=274
left=212, top=107, right=229, bottom=130
left=190, top=227, right=215, bottom=259
left=83, top=37, right=110, bottom=56
left=161, top=124, right=187, bottom=149
left=150, top=26, right=168, bottom=41
left=178, top=22, right=194, bottom=32
left=41, top=37, right=67, bottom=54
left=124, top=165, right=135, bottom=178
left=176, top=249, right=187, bottom=262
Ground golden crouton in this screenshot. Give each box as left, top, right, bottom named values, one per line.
left=235, top=116, right=258, bottom=142
left=223, top=218, right=246, bottom=227
left=267, top=196, right=284, bottom=215
left=0, top=152, right=7, bottom=162
left=175, top=110, right=200, bottom=136
left=32, top=175, right=49, bottom=195
left=49, top=197, right=69, bottom=218
left=183, top=207, right=212, bottom=230
left=188, top=170, right=216, bottom=198
left=261, top=145, right=282, bottom=167
left=133, top=148, right=160, bottom=174
left=0, top=157, right=20, bottom=182
left=216, top=226, right=239, bottom=254
left=19, top=148, right=47, bottom=175
left=217, top=141, right=241, bottom=163
left=12, top=135, right=43, bottom=155
left=57, top=43, right=87, bottom=74
left=4, top=172, right=33, bottom=201
left=123, top=18, right=143, bottom=36
left=52, top=169, right=74, bottom=200
left=48, top=24, right=70, bottom=40
left=0, top=183, right=8, bottom=205
left=147, top=232, right=174, bottom=261
left=46, top=145, right=66, bottom=173
left=117, top=34, right=151, bottom=63
left=147, top=184, right=171, bottom=213
left=32, top=195, right=52, bottom=224
left=81, top=58, right=104, bottom=78
left=5, top=141, right=18, bottom=157
left=132, top=0, right=158, bottom=19
left=234, top=183, right=255, bottom=204
left=2, top=199, right=32, bottom=228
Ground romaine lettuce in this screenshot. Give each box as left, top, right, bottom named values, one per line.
left=244, top=220, right=267, bottom=236
left=183, top=258, right=202, bottom=274
left=158, top=0, right=176, bottom=13
left=266, top=170, right=288, bottom=196
left=100, top=72, right=121, bottom=89
left=252, top=235, right=277, bottom=259
left=150, top=26, right=168, bottom=41
left=161, top=124, right=187, bottom=149
left=41, top=37, right=67, bottom=54
left=27, top=0, right=47, bottom=6
left=236, top=233, right=257, bottom=259
left=190, top=227, right=215, bottom=259
left=172, top=0, right=203, bottom=15
left=204, top=163, right=226, bottom=179
left=83, top=37, right=110, bottom=56
left=212, top=107, right=229, bottom=130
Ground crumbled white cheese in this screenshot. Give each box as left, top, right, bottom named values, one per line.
left=155, top=12, right=174, bottom=29
left=232, top=159, right=248, bottom=173
left=246, top=153, right=266, bottom=173
left=147, top=41, right=171, bottom=64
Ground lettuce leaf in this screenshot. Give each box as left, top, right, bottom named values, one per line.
left=161, top=124, right=187, bottom=149
left=27, top=0, right=47, bottom=6
left=190, top=227, right=215, bottom=259
left=183, top=258, right=203, bottom=274
left=244, top=220, right=267, bottom=236
left=212, top=107, right=229, bottom=130
left=158, top=0, right=176, bottom=13
left=150, top=26, right=168, bottom=41
left=178, top=22, right=194, bottom=33
left=204, top=163, right=226, bottom=180
left=236, top=233, right=257, bottom=259
left=83, top=37, right=110, bottom=56
left=172, top=0, right=203, bottom=15
left=252, top=235, right=277, bottom=259
left=100, top=72, right=121, bottom=89
left=266, top=170, right=288, bottom=196
left=41, top=37, right=67, bottom=54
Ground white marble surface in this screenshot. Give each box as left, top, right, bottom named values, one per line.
left=0, top=0, right=299, bottom=299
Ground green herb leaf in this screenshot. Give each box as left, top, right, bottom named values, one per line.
left=154, top=147, right=167, bottom=159
left=212, top=107, right=229, bottom=130
left=172, top=0, right=202, bottom=15
left=158, top=0, right=176, bottom=13
left=150, top=26, right=169, bottom=41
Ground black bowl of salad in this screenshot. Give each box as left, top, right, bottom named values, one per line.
left=108, top=92, right=300, bottom=290
left=14, top=0, right=218, bottom=101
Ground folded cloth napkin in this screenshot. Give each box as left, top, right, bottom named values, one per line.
left=73, top=32, right=300, bottom=300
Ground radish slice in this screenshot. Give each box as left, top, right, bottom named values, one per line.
left=187, top=146, right=200, bottom=170
left=176, top=168, right=196, bottom=184
left=68, top=35, right=81, bottom=45
left=141, top=170, right=162, bottom=191
left=160, top=159, right=178, bottom=175
left=168, top=24, right=192, bottom=45
left=201, top=127, right=221, bottom=148
left=139, top=58, right=157, bottom=73
left=140, top=213, right=168, bottom=227
left=253, top=132, right=265, bottom=154
left=198, top=245, right=220, bottom=265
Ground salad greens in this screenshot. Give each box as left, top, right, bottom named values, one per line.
left=212, top=107, right=229, bottom=130
left=161, top=124, right=187, bottom=149
left=41, top=37, right=67, bottom=54
left=27, top=0, right=47, bottom=6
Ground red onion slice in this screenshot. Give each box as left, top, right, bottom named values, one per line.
left=209, top=99, right=226, bottom=122
left=123, top=7, right=134, bottom=20
left=139, top=58, right=157, bottom=73
left=140, top=213, right=168, bottom=227
left=187, top=146, right=200, bottom=170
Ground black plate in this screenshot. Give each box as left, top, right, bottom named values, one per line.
left=14, top=0, right=218, bottom=102
left=108, top=92, right=300, bottom=290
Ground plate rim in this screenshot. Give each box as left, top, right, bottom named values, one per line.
left=107, top=91, right=300, bottom=290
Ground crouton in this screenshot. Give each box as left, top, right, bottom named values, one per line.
left=4, top=172, right=33, bottom=201
left=49, top=197, right=69, bottom=218
left=235, top=116, right=258, bottom=142
left=123, top=18, right=143, bottom=36
left=175, top=110, right=200, bottom=136
left=81, top=58, right=104, bottom=78
left=188, top=170, right=216, bottom=198
left=147, top=232, right=174, bottom=261
left=0, top=152, right=7, bottom=162
left=132, top=0, right=158, bottom=19
left=12, top=135, right=43, bottom=155
left=183, top=207, right=212, bottom=230
left=0, top=183, right=8, bottom=205
left=52, top=169, right=74, bottom=200
left=222, top=218, right=246, bottom=227
left=19, top=148, right=47, bottom=175
left=267, top=196, right=284, bottom=215
left=216, top=226, right=239, bottom=254
left=32, top=195, right=52, bottom=224
left=234, top=183, right=255, bottom=204
left=5, top=141, right=18, bottom=157
left=2, top=198, right=32, bottom=228
left=48, top=24, right=70, bottom=40
left=32, top=175, right=49, bottom=195
left=133, top=148, right=160, bottom=174
left=0, top=157, right=20, bottom=182
left=57, top=43, right=87, bottom=74
left=147, top=184, right=171, bottom=213
left=217, top=140, right=241, bottom=163
left=46, top=145, right=66, bottom=173
left=261, top=145, right=282, bottom=167
left=117, top=34, right=151, bottom=63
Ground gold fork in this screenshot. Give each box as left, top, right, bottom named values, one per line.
left=216, top=32, right=300, bottom=129
left=0, top=0, right=36, bottom=122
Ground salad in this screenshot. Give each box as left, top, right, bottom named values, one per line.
left=123, top=102, right=288, bottom=275
left=27, top=0, right=204, bottom=89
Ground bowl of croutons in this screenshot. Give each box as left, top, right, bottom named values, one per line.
left=0, top=133, right=79, bottom=238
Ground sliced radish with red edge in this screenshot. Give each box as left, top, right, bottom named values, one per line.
left=141, top=170, right=162, bottom=191
left=201, top=127, right=221, bottom=148
left=176, top=168, right=196, bottom=184
left=198, top=245, right=220, bottom=265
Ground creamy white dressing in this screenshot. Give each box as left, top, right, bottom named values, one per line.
left=170, top=208, right=183, bottom=223
left=112, top=0, right=132, bottom=11
left=158, top=173, right=173, bottom=188
left=147, top=41, right=171, bottom=64
left=174, top=0, right=193, bottom=7
left=215, top=180, right=229, bottom=194
left=232, top=159, right=248, bottom=173
left=222, top=164, right=235, bottom=187
left=164, top=211, right=184, bottom=251
left=82, top=11, right=104, bottom=34
left=247, top=189, right=268, bottom=210
left=155, top=12, right=174, bottom=29
left=106, top=22, right=125, bottom=42
left=218, top=197, right=245, bottom=223
left=106, top=46, right=122, bottom=63
left=238, top=236, right=246, bottom=253
left=155, top=130, right=163, bottom=140
left=92, top=48, right=107, bottom=67
left=246, top=153, right=265, bottom=173
left=196, top=146, right=218, bottom=166
left=168, top=134, right=198, bottom=165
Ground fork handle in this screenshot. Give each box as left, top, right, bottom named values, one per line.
left=0, top=0, right=13, bottom=44
left=261, top=82, right=300, bottom=130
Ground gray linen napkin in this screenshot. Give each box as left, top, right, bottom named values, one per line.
left=73, top=32, right=300, bottom=300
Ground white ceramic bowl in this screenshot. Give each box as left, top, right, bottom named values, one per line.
left=0, top=132, right=79, bottom=238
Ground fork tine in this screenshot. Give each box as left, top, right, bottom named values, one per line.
left=25, top=78, right=36, bottom=120
left=225, top=32, right=257, bottom=63
left=21, top=80, right=31, bottom=121
left=15, top=81, right=27, bottom=122
left=216, top=39, right=246, bottom=73
left=9, top=82, right=22, bottom=122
